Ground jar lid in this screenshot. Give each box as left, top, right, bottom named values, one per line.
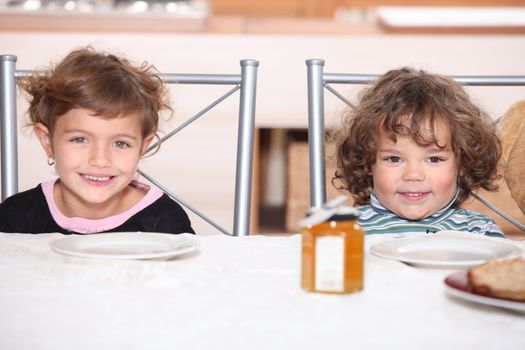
left=329, top=206, right=361, bottom=221
left=299, top=197, right=360, bottom=228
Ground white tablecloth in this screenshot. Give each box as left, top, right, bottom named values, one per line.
left=0, top=232, right=524, bottom=350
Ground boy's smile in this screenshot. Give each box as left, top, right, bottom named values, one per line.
left=371, top=120, right=459, bottom=220
left=398, top=192, right=430, bottom=201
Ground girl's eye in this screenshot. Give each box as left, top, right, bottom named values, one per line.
left=71, top=137, right=87, bottom=144
left=114, top=141, right=130, bottom=149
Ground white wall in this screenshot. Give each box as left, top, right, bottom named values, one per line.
left=1, top=32, right=525, bottom=234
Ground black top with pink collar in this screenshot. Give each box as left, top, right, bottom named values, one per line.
left=0, top=184, right=195, bottom=235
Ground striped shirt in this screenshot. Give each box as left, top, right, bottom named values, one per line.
left=357, top=193, right=504, bottom=237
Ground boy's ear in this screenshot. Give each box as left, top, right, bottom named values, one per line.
left=34, top=123, right=53, bottom=157
left=141, top=133, right=156, bottom=155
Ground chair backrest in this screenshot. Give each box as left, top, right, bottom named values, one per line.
left=306, top=58, right=525, bottom=233
left=0, top=54, right=258, bottom=236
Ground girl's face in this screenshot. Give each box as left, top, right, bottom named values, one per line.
left=35, top=108, right=153, bottom=219
left=371, top=120, right=459, bottom=220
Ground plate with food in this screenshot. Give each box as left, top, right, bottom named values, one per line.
left=369, top=231, right=522, bottom=268
left=444, top=258, right=525, bottom=313
left=50, top=232, right=198, bottom=260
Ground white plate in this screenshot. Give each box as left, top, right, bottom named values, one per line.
left=50, top=232, right=198, bottom=260
left=369, top=235, right=522, bottom=268
left=444, top=271, right=525, bottom=313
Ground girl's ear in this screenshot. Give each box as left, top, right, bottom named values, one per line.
left=34, top=123, right=53, bottom=157
left=141, top=133, right=156, bottom=156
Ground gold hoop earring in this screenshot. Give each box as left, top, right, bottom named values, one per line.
left=47, top=157, right=55, bottom=166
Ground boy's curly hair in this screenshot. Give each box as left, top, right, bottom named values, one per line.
left=334, top=67, right=501, bottom=206
left=19, top=46, right=171, bottom=142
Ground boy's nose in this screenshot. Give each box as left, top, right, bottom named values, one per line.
left=402, top=163, right=425, bottom=181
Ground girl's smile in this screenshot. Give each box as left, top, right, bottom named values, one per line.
left=80, top=173, right=116, bottom=186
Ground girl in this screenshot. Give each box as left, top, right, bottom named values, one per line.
left=0, top=47, right=194, bottom=235
left=334, top=67, right=503, bottom=237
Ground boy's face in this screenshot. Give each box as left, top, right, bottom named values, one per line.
left=371, top=120, right=459, bottom=220
left=34, top=108, right=153, bottom=218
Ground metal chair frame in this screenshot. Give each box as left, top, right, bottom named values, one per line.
left=0, top=54, right=258, bottom=236
left=306, top=58, right=525, bottom=233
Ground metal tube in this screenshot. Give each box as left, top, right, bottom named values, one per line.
left=137, top=169, right=232, bottom=235
left=472, top=193, right=525, bottom=233
left=160, top=73, right=241, bottom=85
left=324, top=73, right=525, bottom=86
left=325, top=83, right=355, bottom=109
left=14, top=71, right=243, bottom=85
left=144, top=85, right=240, bottom=155
left=324, top=73, right=377, bottom=85
left=0, top=54, right=18, bottom=201
left=454, top=75, right=525, bottom=86
left=233, top=59, right=258, bottom=237
left=306, top=59, right=326, bottom=208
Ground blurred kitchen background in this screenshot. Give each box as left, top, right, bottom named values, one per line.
left=1, top=0, right=209, bottom=16
left=1, top=0, right=525, bottom=235
left=3, top=1, right=525, bottom=33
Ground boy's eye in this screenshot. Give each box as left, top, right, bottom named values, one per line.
left=114, top=141, right=130, bottom=149
left=385, top=156, right=401, bottom=163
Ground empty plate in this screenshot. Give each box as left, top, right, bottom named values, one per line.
left=369, top=234, right=522, bottom=268
left=50, top=232, right=198, bottom=260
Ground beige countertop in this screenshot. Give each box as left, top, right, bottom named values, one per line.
left=2, top=9, right=525, bottom=34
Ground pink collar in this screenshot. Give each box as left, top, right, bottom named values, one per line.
left=42, top=179, right=163, bottom=234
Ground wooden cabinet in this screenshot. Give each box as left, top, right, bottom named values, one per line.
left=209, top=0, right=338, bottom=18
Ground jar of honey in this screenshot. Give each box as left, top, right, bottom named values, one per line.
left=301, top=207, right=364, bottom=294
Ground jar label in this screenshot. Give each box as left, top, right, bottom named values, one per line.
left=315, top=236, right=344, bottom=292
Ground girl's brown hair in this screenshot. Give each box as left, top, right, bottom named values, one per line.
left=334, top=67, right=501, bottom=206
left=19, top=46, right=171, bottom=142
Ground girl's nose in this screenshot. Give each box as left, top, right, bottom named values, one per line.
left=402, top=162, right=425, bottom=181
left=89, top=145, right=111, bottom=168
